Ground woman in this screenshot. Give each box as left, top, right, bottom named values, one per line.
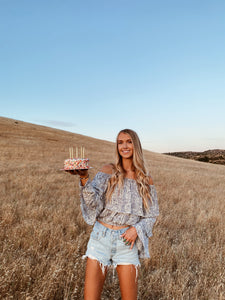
left=68, top=129, right=159, bottom=300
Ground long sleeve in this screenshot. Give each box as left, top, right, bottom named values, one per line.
left=79, top=172, right=110, bottom=225
left=133, top=185, right=159, bottom=258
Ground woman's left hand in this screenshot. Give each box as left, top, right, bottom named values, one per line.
left=120, top=227, right=138, bottom=249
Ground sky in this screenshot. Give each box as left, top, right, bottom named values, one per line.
left=0, top=0, right=225, bottom=153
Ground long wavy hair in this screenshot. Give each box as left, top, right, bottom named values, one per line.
left=106, top=129, right=152, bottom=210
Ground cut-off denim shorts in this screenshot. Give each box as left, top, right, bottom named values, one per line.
left=83, top=221, right=140, bottom=275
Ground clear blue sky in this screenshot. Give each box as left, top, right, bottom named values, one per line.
left=1, top=0, right=225, bottom=152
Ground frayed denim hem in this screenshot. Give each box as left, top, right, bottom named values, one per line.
left=82, top=255, right=140, bottom=282
left=114, top=263, right=140, bottom=281
left=82, top=254, right=108, bottom=275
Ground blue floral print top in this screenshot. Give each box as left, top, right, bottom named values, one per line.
left=79, top=172, right=159, bottom=258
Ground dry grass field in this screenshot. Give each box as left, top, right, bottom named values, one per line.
left=0, top=116, right=224, bottom=300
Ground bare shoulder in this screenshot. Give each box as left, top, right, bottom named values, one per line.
left=100, top=164, right=115, bottom=175
left=148, top=175, right=154, bottom=185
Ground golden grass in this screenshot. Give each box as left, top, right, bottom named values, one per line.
left=0, top=117, right=224, bottom=299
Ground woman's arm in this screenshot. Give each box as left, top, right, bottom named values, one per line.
left=132, top=184, right=159, bottom=256
left=79, top=165, right=113, bottom=225
left=80, top=167, right=112, bottom=208
left=121, top=183, right=159, bottom=254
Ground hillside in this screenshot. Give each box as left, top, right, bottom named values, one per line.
left=165, top=149, right=225, bottom=165
left=0, top=116, right=224, bottom=299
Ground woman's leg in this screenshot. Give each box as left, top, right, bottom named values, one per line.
left=116, top=264, right=138, bottom=300
left=84, top=257, right=108, bottom=300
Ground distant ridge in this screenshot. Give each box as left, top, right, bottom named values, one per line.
left=164, top=149, right=225, bottom=165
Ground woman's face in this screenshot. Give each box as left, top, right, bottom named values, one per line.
left=117, top=132, right=133, bottom=159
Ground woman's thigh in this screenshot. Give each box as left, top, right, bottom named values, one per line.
left=116, top=264, right=138, bottom=300
left=84, top=258, right=108, bottom=300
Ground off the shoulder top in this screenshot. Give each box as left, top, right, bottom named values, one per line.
left=79, top=172, right=159, bottom=258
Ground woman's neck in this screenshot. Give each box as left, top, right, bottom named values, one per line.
left=122, top=158, right=135, bottom=178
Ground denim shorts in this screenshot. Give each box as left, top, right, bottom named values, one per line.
left=83, top=221, right=140, bottom=274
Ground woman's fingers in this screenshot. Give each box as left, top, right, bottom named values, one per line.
left=120, top=227, right=138, bottom=248
left=65, top=169, right=88, bottom=176
left=121, top=227, right=137, bottom=239
left=79, top=170, right=89, bottom=176
left=121, top=233, right=134, bottom=246
left=65, top=170, right=77, bottom=175
left=130, top=241, right=135, bottom=249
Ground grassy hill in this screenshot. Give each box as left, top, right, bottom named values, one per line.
left=0, top=116, right=224, bottom=299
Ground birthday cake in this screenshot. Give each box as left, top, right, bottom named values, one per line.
left=63, top=158, right=89, bottom=170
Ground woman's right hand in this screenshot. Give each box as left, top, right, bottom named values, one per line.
left=65, top=169, right=89, bottom=178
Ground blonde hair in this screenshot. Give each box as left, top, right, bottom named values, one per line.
left=106, top=129, right=152, bottom=210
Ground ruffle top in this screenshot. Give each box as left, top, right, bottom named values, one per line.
left=79, top=172, right=159, bottom=258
